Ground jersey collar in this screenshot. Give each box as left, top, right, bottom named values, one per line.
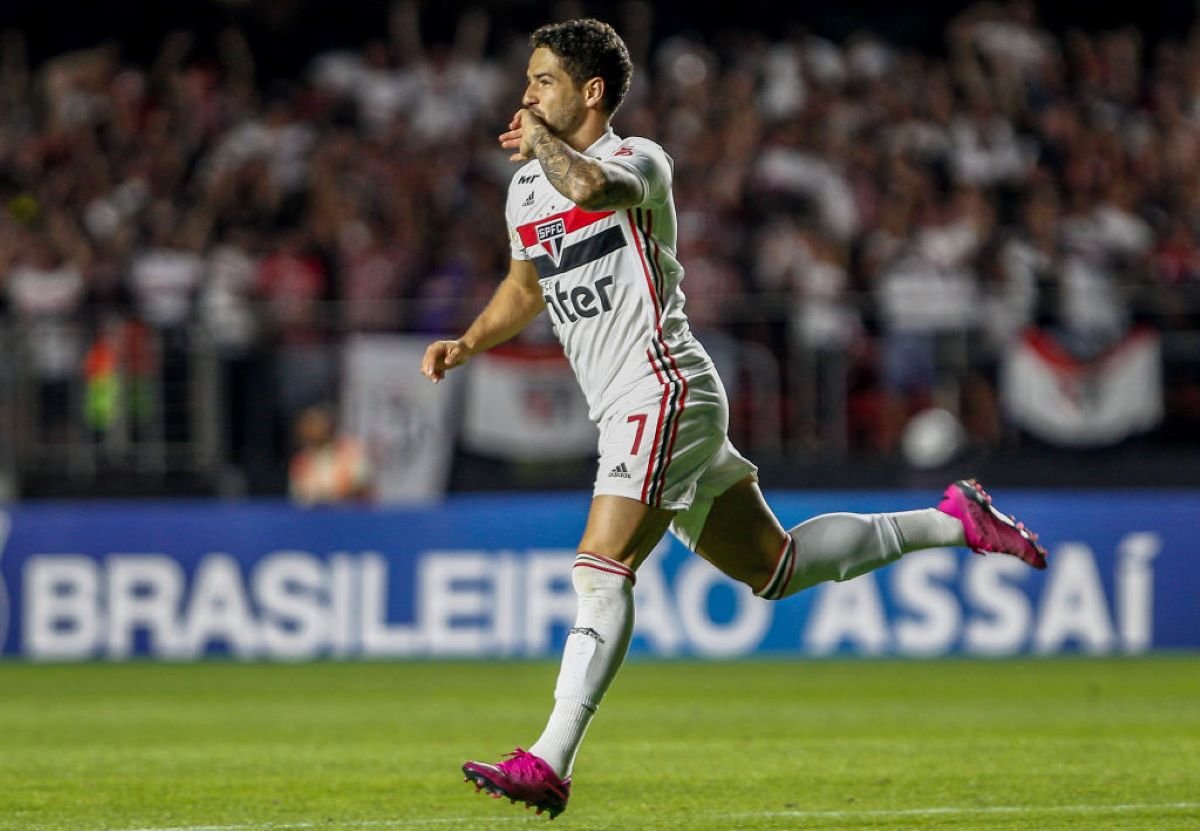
left=583, top=128, right=621, bottom=158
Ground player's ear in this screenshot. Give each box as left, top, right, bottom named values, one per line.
left=583, top=76, right=605, bottom=110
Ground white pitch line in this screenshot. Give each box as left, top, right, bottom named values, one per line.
left=727, top=801, right=1200, bottom=821
left=109, top=801, right=1200, bottom=831
left=115, top=818, right=535, bottom=831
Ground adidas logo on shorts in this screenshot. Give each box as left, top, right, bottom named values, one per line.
left=608, top=462, right=631, bottom=479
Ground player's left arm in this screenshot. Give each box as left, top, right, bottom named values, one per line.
left=530, top=125, right=643, bottom=211
left=502, top=110, right=651, bottom=211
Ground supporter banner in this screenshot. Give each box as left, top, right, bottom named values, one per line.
left=461, top=344, right=596, bottom=460
left=341, top=334, right=460, bottom=504
left=1000, top=328, right=1162, bottom=446
left=1, top=491, right=1196, bottom=660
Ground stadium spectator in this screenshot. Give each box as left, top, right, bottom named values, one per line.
left=257, top=227, right=333, bottom=424
left=985, top=184, right=1059, bottom=353
left=287, top=403, right=373, bottom=505
left=3, top=224, right=88, bottom=441
left=872, top=184, right=990, bottom=449
left=200, top=224, right=267, bottom=475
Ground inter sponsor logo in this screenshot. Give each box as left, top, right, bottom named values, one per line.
left=543, top=274, right=615, bottom=325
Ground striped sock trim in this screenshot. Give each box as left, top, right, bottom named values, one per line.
left=574, top=552, right=637, bottom=585
left=755, top=537, right=796, bottom=600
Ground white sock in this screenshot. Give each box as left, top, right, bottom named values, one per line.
left=892, top=508, right=967, bottom=550
left=757, top=509, right=965, bottom=600
left=528, top=553, right=635, bottom=778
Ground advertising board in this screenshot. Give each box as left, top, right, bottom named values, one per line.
left=1, top=491, right=1194, bottom=659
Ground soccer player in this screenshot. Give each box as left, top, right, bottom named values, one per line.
left=420, top=18, right=1047, bottom=820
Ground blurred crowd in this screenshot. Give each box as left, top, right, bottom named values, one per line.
left=2, top=0, right=1200, bottom=483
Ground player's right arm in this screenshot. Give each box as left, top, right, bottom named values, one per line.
left=420, top=257, right=544, bottom=383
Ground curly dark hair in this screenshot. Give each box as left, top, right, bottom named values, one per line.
left=530, top=19, right=633, bottom=116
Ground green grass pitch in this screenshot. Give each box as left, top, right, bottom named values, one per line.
left=2, top=657, right=1198, bottom=830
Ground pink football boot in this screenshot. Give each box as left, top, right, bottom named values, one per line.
left=463, top=748, right=571, bottom=819
left=938, top=479, right=1048, bottom=569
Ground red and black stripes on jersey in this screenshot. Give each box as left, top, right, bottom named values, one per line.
left=627, top=205, right=688, bottom=507
left=643, top=339, right=687, bottom=506
left=625, top=208, right=662, bottom=315
left=516, top=206, right=626, bottom=280
left=531, top=227, right=626, bottom=280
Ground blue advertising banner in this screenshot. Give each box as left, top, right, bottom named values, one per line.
left=0, top=490, right=1196, bottom=660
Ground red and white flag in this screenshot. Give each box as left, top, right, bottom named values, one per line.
left=462, top=344, right=597, bottom=460
left=1000, top=328, right=1162, bottom=447
left=341, top=335, right=461, bottom=504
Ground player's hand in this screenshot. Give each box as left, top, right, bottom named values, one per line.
left=421, top=339, right=470, bottom=384
left=498, top=109, right=539, bottom=162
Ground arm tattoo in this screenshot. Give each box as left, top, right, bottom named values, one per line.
left=527, top=122, right=639, bottom=210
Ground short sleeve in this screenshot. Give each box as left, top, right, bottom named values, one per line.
left=606, top=138, right=673, bottom=207
left=505, top=199, right=530, bottom=261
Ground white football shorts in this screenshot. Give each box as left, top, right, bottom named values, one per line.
left=592, top=369, right=757, bottom=550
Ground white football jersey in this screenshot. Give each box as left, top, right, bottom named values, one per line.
left=505, top=128, right=714, bottom=423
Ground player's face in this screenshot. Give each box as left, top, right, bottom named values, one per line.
left=523, top=47, right=588, bottom=137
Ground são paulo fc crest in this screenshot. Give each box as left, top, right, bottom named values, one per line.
left=535, top=218, right=567, bottom=265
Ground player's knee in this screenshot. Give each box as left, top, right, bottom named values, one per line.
left=746, top=562, right=781, bottom=597
left=745, top=534, right=797, bottom=600
left=572, top=562, right=598, bottom=596
left=695, top=535, right=792, bottom=599
left=571, top=553, right=636, bottom=598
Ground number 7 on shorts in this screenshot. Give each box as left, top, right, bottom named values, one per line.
left=627, top=413, right=648, bottom=455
